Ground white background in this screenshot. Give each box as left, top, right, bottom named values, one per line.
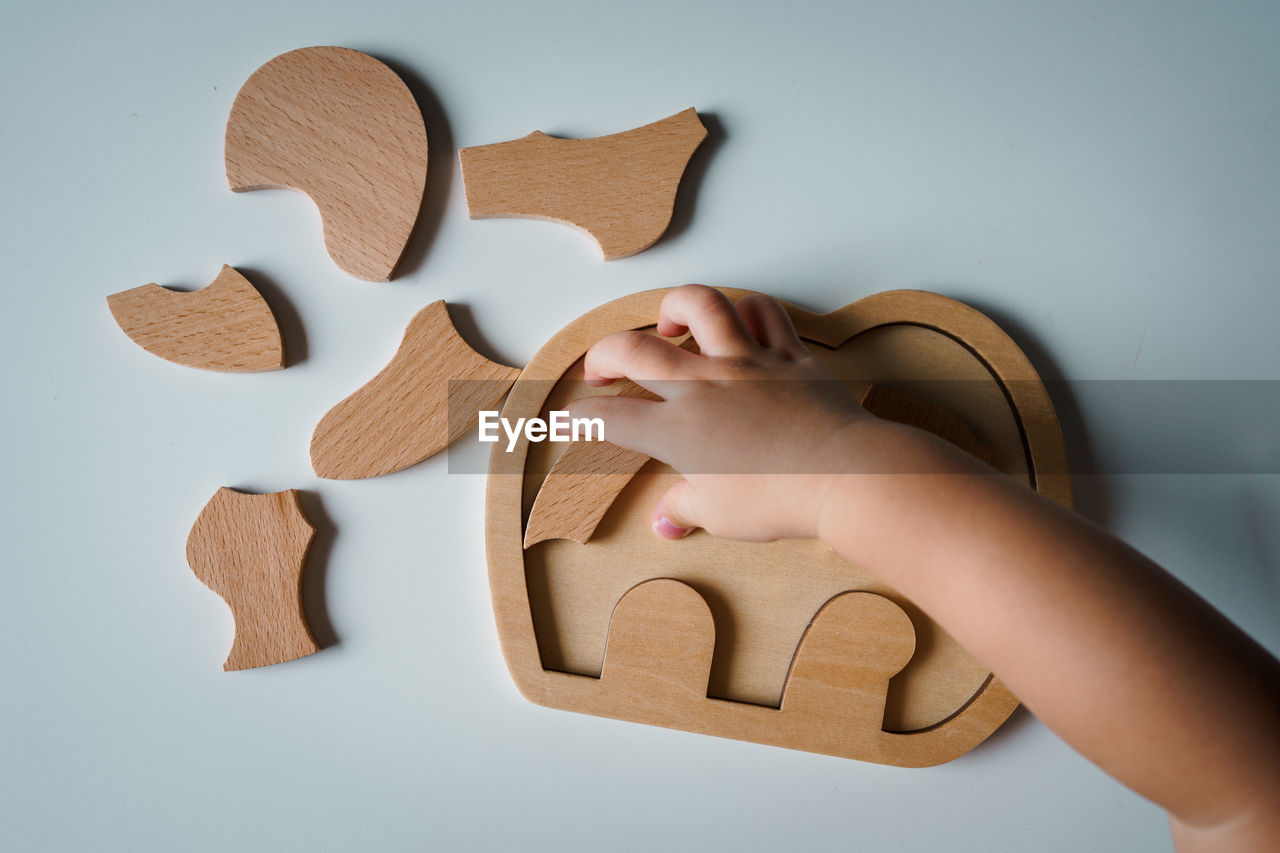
left=3, top=1, right=1277, bottom=850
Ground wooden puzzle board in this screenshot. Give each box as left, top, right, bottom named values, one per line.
left=487, top=287, right=1071, bottom=765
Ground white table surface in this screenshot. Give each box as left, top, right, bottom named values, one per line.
left=3, top=1, right=1277, bottom=850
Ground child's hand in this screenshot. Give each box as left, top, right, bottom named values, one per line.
left=573, top=285, right=1280, bottom=849
left=568, top=285, right=872, bottom=542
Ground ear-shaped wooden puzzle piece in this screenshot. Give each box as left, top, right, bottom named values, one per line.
left=107, top=265, right=284, bottom=372
left=225, top=46, right=428, bottom=281
left=459, top=108, right=708, bottom=259
left=310, top=300, right=521, bottom=479
left=186, top=488, right=320, bottom=671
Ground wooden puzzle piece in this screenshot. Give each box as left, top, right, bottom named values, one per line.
left=600, top=579, right=715, bottom=709
left=225, top=46, right=428, bottom=281
left=780, top=591, right=916, bottom=737
left=106, top=265, right=284, bottom=372
left=459, top=108, right=707, bottom=259
left=186, top=488, right=319, bottom=670
left=523, top=337, right=699, bottom=547
left=311, top=300, right=521, bottom=479
left=486, top=287, right=1070, bottom=765
left=523, top=380, right=992, bottom=547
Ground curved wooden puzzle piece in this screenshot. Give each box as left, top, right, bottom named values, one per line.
left=311, top=300, right=522, bottom=479
left=780, top=591, right=916, bottom=737
left=186, top=488, right=319, bottom=671
left=523, top=337, right=699, bottom=547
left=459, top=108, right=707, bottom=259
left=106, top=265, right=284, bottom=372
left=523, top=381, right=991, bottom=547
left=225, top=46, right=428, bottom=281
left=600, top=579, right=715, bottom=712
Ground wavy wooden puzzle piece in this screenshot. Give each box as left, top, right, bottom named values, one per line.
left=523, top=379, right=991, bottom=547
left=225, top=46, right=428, bottom=281
left=186, top=488, right=319, bottom=671
left=459, top=108, right=707, bottom=259
left=106, top=265, right=284, bottom=372
left=311, top=300, right=521, bottom=479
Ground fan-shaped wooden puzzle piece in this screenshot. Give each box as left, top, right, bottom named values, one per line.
left=186, top=488, right=320, bottom=671
left=311, top=300, right=521, bottom=479
left=486, top=287, right=1071, bottom=766
left=524, top=337, right=699, bottom=547
left=106, top=265, right=284, bottom=372
left=459, top=108, right=708, bottom=259
left=225, top=46, right=428, bottom=281
left=523, top=379, right=992, bottom=547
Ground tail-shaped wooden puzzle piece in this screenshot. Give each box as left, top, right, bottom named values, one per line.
left=106, top=265, right=284, bottom=372
left=459, top=108, right=708, bottom=260
left=310, top=301, right=522, bottom=480
left=186, top=488, right=320, bottom=671
left=225, top=46, right=428, bottom=281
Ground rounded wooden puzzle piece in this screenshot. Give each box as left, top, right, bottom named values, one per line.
left=225, top=46, right=428, bottom=281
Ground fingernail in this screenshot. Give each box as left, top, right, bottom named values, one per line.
left=653, top=516, right=692, bottom=539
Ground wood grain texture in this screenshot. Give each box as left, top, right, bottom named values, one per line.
left=106, top=265, right=284, bottom=372
left=225, top=46, right=428, bottom=281
left=486, top=287, right=1070, bottom=766
left=311, top=300, right=521, bottom=480
left=186, top=488, right=319, bottom=671
left=459, top=108, right=707, bottom=260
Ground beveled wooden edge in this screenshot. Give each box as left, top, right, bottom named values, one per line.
left=485, top=286, right=1071, bottom=764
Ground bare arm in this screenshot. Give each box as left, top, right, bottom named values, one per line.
left=571, top=285, right=1280, bottom=850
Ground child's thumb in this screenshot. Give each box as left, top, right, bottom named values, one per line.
left=652, top=479, right=698, bottom=539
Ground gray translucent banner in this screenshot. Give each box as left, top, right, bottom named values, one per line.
left=447, top=379, right=1280, bottom=476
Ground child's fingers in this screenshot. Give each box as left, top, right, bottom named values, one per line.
left=583, top=330, right=701, bottom=389
left=734, top=294, right=804, bottom=352
left=652, top=479, right=698, bottom=539
left=565, top=395, right=667, bottom=460
left=655, top=285, right=758, bottom=358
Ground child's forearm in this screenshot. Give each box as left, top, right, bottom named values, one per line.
left=820, top=418, right=1280, bottom=842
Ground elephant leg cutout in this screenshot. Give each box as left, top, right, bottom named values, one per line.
left=782, top=592, right=916, bottom=735
left=600, top=579, right=715, bottom=714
